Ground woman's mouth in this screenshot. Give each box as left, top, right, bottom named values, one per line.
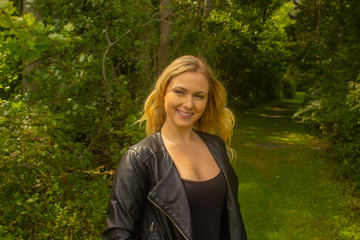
left=177, top=110, right=193, bottom=118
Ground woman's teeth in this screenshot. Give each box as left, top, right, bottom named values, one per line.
left=178, top=111, right=192, bottom=116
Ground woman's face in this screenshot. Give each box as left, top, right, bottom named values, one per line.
left=163, top=71, right=209, bottom=131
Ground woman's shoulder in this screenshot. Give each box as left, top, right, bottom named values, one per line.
left=127, top=132, right=165, bottom=159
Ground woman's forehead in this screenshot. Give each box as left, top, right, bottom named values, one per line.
left=167, top=72, right=209, bottom=91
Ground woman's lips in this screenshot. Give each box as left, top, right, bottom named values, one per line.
left=177, top=110, right=193, bottom=118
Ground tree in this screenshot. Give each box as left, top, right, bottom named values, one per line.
left=158, top=0, right=172, bottom=74
left=290, top=0, right=360, bottom=185
left=21, top=0, right=42, bottom=94
left=204, top=0, right=212, bottom=17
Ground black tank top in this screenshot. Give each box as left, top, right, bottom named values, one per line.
left=182, top=171, right=227, bottom=240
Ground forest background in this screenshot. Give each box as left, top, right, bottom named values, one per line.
left=0, top=0, right=359, bottom=239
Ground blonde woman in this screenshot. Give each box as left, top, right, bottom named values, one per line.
left=103, top=55, right=247, bottom=240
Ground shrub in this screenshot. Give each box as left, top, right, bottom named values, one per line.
left=294, top=75, right=360, bottom=188
left=0, top=97, right=110, bottom=239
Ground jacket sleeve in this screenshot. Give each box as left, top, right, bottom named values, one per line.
left=218, top=138, right=247, bottom=239
left=103, top=148, right=149, bottom=240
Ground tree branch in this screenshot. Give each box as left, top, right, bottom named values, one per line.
left=88, top=11, right=158, bottom=151
left=0, top=59, right=42, bottom=82
left=100, top=10, right=158, bottom=101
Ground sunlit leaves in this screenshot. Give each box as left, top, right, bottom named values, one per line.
left=48, top=33, right=69, bottom=44
left=347, top=75, right=360, bottom=114
left=0, top=1, right=81, bottom=93
left=63, top=22, right=75, bottom=32
left=0, top=0, right=10, bottom=8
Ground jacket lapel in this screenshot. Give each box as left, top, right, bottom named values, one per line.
left=197, top=131, right=242, bottom=240
left=147, top=131, right=240, bottom=240
left=147, top=133, right=192, bottom=240
left=196, top=131, right=232, bottom=188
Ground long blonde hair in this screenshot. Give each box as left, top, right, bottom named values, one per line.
left=139, top=55, right=236, bottom=158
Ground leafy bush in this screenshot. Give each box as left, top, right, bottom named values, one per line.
left=290, top=0, right=360, bottom=187
left=0, top=0, right=81, bottom=95
left=0, top=97, right=112, bottom=239
left=294, top=77, right=360, bottom=187
left=1, top=2, right=150, bottom=237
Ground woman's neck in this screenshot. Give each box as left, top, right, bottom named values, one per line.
left=161, top=122, right=195, bottom=145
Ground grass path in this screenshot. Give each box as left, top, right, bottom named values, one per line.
left=232, top=94, right=360, bottom=240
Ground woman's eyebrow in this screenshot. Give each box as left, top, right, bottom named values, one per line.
left=173, top=86, right=207, bottom=94
left=172, top=86, right=188, bottom=91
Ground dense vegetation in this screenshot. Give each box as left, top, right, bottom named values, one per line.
left=289, top=0, right=360, bottom=185
left=0, top=0, right=359, bottom=238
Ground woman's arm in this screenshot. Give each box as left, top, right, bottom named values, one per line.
left=103, top=148, right=149, bottom=240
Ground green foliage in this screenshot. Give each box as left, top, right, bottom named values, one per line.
left=0, top=97, right=110, bottom=239
left=2, top=0, right=359, bottom=238
left=347, top=75, right=360, bottom=114
left=203, top=1, right=295, bottom=108
left=281, top=77, right=296, bottom=99
left=6, top=0, right=153, bottom=167
left=0, top=0, right=80, bottom=95
left=290, top=0, right=360, bottom=186
left=1, top=1, right=148, bottom=238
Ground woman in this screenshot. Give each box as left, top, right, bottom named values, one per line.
left=103, top=55, right=247, bottom=240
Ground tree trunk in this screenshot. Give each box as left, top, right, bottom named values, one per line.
left=316, top=0, right=322, bottom=35
left=262, top=1, right=268, bottom=23
left=197, top=0, right=201, bottom=18
left=22, top=0, right=41, bottom=94
left=204, top=0, right=212, bottom=18
left=158, top=0, right=172, bottom=75
left=18, top=0, right=23, bottom=14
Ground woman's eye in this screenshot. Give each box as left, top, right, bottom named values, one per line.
left=195, top=95, right=205, bottom=99
left=175, top=90, right=184, bottom=95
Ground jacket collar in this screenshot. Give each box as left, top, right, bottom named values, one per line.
left=147, top=131, right=232, bottom=240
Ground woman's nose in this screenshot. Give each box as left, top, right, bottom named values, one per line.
left=182, top=95, right=194, bottom=109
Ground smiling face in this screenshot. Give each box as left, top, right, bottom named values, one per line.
left=162, top=71, right=209, bottom=132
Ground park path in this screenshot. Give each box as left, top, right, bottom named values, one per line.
left=231, top=96, right=360, bottom=240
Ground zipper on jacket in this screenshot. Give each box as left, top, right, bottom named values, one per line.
left=146, top=221, right=155, bottom=240
left=149, top=221, right=155, bottom=232
left=147, top=197, right=189, bottom=240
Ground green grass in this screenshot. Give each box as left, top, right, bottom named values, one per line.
left=232, top=93, right=360, bottom=240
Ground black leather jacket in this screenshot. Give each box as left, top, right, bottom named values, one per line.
left=103, top=131, right=247, bottom=240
